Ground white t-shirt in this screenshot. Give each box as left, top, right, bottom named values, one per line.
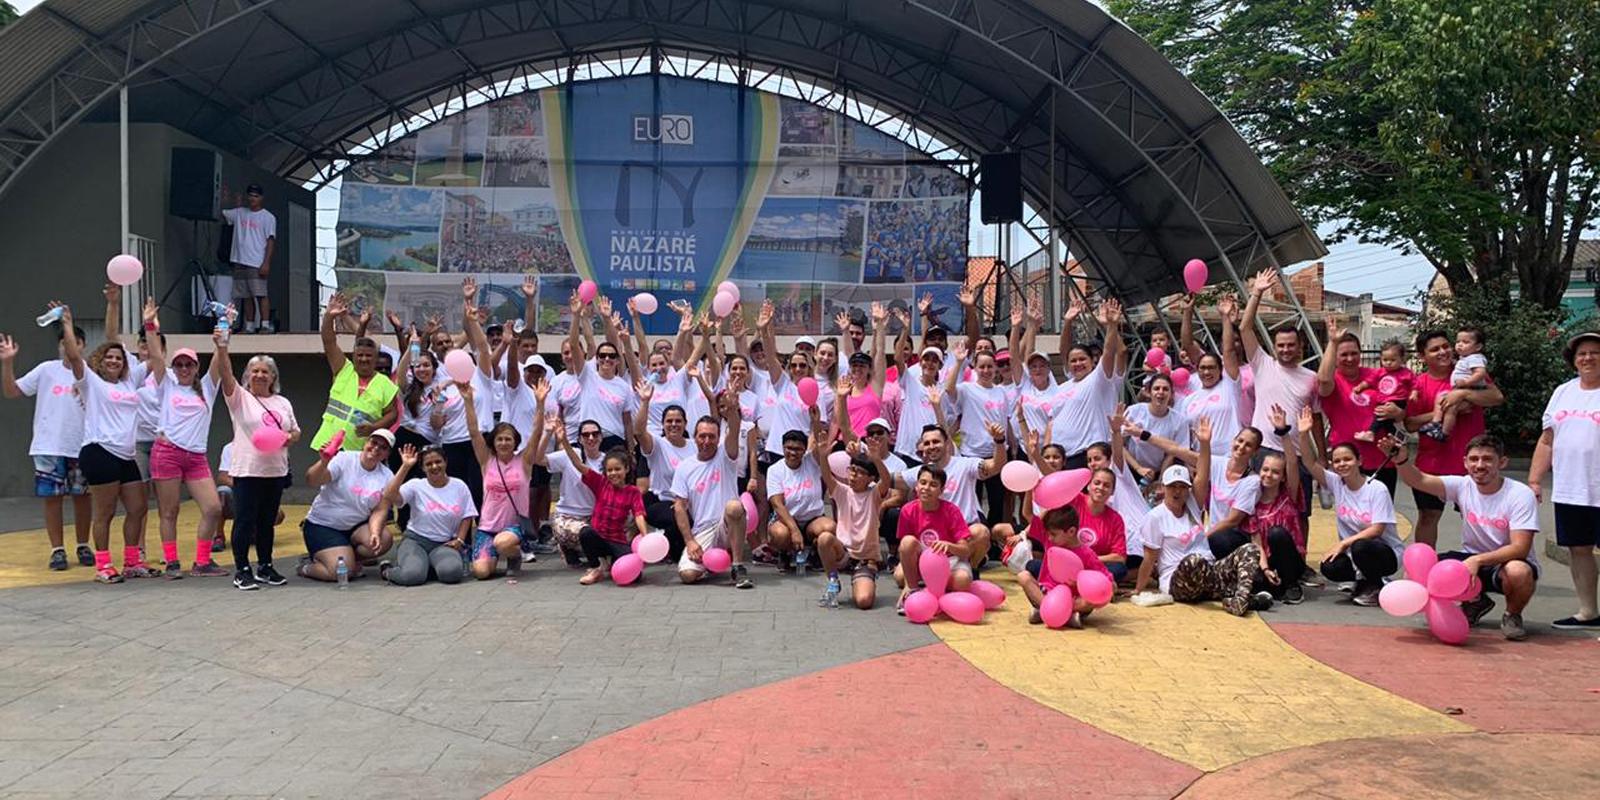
left=901, top=455, right=983, bottom=524
left=156, top=373, right=218, bottom=453
left=1542, top=379, right=1600, bottom=506
left=502, top=380, right=556, bottom=454
left=643, top=435, right=697, bottom=499
left=77, top=369, right=142, bottom=460
left=430, top=370, right=489, bottom=444
left=758, top=374, right=814, bottom=455
left=223, top=207, right=277, bottom=268
left=548, top=449, right=604, bottom=517
left=135, top=371, right=160, bottom=444
left=1247, top=349, right=1315, bottom=452
left=766, top=456, right=825, bottom=521
left=16, top=360, right=85, bottom=458
left=306, top=451, right=393, bottom=530
left=1324, top=469, right=1403, bottom=561
left=1451, top=353, right=1488, bottom=386
left=218, top=443, right=234, bottom=474
left=550, top=371, right=585, bottom=442
left=1013, top=378, right=1061, bottom=442
left=644, top=370, right=694, bottom=436
left=1181, top=375, right=1244, bottom=456
left=1207, top=460, right=1261, bottom=527
left=398, top=477, right=477, bottom=542
left=1125, top=403, right=1187, bottom=469
left=396, top=374, right=438, bottom=441
left=575, top=360, right=636, bottom=439
left=670, top=450, right=739, bottom=535
left=893, top=369, right=948, bottom=456
left=1110, top=462, right=1151, bottom=546
left=1441, top=476, right=1541, bottom=570
left=1050, top=367, right=1121, bottom=455
left=1140, top=501, right=1211, bottom=593
left=954, top=381, right=1010, bottom=457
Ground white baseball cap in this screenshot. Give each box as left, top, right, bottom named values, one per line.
left=1161, top=464, right=1192, bottom=486
left=520, top=354, right=549, bottom=372
left=795, top=336, right=817, bottom=349
left=369, top=428, right=396, bottom=448
left=865, top=417, right=892, bottom=433
left=920, top=346, right=944, bottom=360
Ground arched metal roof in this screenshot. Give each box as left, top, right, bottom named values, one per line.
left=0, top=0, right=1325, bottom=307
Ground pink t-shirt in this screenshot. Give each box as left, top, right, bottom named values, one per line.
left=1414, top=370, right=1487, bottom=476
left=1247, top=350, right=1316, bottom=451
left=223, top=387, right=297, bottom=479
left=1366, top=365, right=1415, bottom=406
left=896, top=499, right=969, bottom=546
left=845, top=385, right=882, bottom=438
left=480, top=456, right=529, bottom=534
left=1321, top=370, right=1387, bottom=470
left=1022, top=520, right=1113, bottom=592
left=830, top=482, right=880, bottom=558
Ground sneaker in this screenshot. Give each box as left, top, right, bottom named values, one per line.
left=259, top=321, right=275, bottom=334
left=378, top=560, right=394, bottom=582
left=1067, top=612, right=1084, bottom=630
left=1028, top=608, right=1042, bottom=625
left=254, top=563, right=287, bottom=586
left=95, top=566, right=123, bottom=584
left=750, top=544, right=779, bottom=566
left=76, top=545, right=94, bottom=566
left=1284, top=584, right=1305, bottom=605
left=1251, top=591, right=1275, bottom=611
left=233, top=568, right=259, bottom=590
left=896, top=590, right=909, bottom=616
left=48, top=549, right=68, bottom=571
left=1300, top=573, right=1326, bottom=588
left=122, top=561, right=158, bottom=579
left=211, top=533, right=227, bottom=552
left=1500, top=612, right=1527, bottom=641
left=1418, top=421, right=1447, bottom=442
left=163, top=561, right=184, bottom=580
left=531, top=538, right=559, bottom=555
left=1461, top=593, right=1496, bottom=626
left=1352, top=586, right=1382, bottom=607
left=242, top=321, right=259, bottom=334
left=732, top=564, right=754, bottom=589
left=519, top=538, right=538, bottom=563
left=189, top=561, right=228, bottom=577
left=1551, top=615, right=1600, bottom=630
left=579, top=567, right=604, bottom=585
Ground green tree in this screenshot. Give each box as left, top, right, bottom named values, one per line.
left=1107, top=0, right=1600, bottom=308
left=0, top=2, right=17, bottom=28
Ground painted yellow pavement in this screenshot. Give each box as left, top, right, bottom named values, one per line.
left=0, top=503, right=312, bottom=590
left=931, top=509, right=1469, bottom=772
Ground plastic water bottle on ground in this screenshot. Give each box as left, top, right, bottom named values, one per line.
left=35, top=306, right=65, bottom=327
left=820, top=573, right=841, bottom=608
left=794, top=548, right=808, bottom=575
left=335, top=556, right=349, bottom=589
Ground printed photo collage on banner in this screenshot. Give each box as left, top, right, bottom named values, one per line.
left=333, top=77, right=970, bottom=336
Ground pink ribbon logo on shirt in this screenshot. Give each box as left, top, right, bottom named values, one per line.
left=1177, top=524, right=1203, bottom=546
left=106, top=390, right=138, bottom=404
left=1464, top=511, right=1509, bottom=531
left=50, top=385, right=69, bottom=396
left=1080, top=530, right=1098, bottom=547
left=692, top=469, right=723, bottom=494
left=1553, top=409, right=1600, bottom=424
left=1336, top=505, right=1372, bottom=524
left=918, top=529, right=940, bottom=548
left=423, top=501, right=462, bottom=514
left=170, top=394, right=207, bottom=410
left=1378, top=375, right=1399, bottom=395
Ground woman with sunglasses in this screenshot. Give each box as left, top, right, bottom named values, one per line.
left=382, top=443, right=475, bottom=585
left=390, top=347, right=439, bottom=531
left=145, top=309, right=230, bottom=578
left=540, top=412, right=607, bottom=569
left=636, top=374, right=697, bottom=562
left=219, top=350, right=300, bottom=590
left=300, top=429, right=396, bottom=583
left=835, top=303, right=890, bottom=441
left=1178, top=295, right=1245, bottom=457
left=566, top=295, right=638, bottom=453
left=459, top=379, right=543, bottom=582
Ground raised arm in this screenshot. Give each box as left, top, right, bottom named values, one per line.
left=1279, top=406, right=1301, bottom=501
left=1096, top=298, right=1125, bottom=377
left=565, top=290, right=585, bottom=368
left=520, top=275, right=537, bottom=338
left=633, top=380, right=656, bottom=453
left=626, top=296, right=649, bottom=367
left=521, top=380, right=549, bottom=470
left=1192, top=417, right=1213, bottom=503
left=1218, top=294, right=1241, bottom=381
left=141, top=298, right=166, bottom=385
left=833, top=311, right=856, bottom=359
left=1239, top=271, right=1277, bottom=360
left=720, top=388, right=743, bottom=463
left=1295, top=407, right=1328, bottom=489
left=869, top=302, right=889, bottom=395
left=0, top=335, right=20, bottom=398
left=959, top=284, right=980, bottom=346
left=1317, top=317, right=1345, bottom=397
left=1058, top=297, right=1084, bottom=361
left=102, top=283, right=121, bottom=343
left=384, top=445, right=418, bottom=506
left=670, top=301, right=695, bottom=367
left=1179, top=295, right=1204, bottom=368
left=813, top=407, right=838, bottom=495
left=756, top=300, right=782, bottom=385
left=320, top=293, right=350, bottom=374
left=460, top=381, right=491, bottom=467
left=1383, top=435, right=1447, bottom=500
left=59, top=304, right=84, bottom=380
left=833, top=377, right=855, bottom=445
left=460, top=278, right=495, bottom=380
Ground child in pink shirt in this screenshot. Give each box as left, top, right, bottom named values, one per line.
left=894, top=464, right=973, bottom=614
left=1017, top=505, right=1107, bottom=628
left=1352, top=340, right=1415, bottom=442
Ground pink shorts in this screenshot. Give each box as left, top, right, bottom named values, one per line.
left=149, top=439, right=212, bottom=482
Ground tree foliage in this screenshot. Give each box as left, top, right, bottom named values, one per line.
left=0, top=3, right=17, bottom=28
left=1107, top=0, right=1600, bottom=308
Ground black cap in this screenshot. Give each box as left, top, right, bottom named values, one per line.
left=848, top=351, right=872, bottom=366
left=245, top=183, right=264, bottom=195
left=485, top=322, right=505, bottom=335
left=925, top=324, right=947, bottom=338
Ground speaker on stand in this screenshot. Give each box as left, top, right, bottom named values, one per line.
left=161, top=148, right=225, bottom=321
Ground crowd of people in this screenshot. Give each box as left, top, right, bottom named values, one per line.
left=5, top=268, right=1596, bottom=640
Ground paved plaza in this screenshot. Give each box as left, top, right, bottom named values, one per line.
left=0, top=499, right=1595, bottom=799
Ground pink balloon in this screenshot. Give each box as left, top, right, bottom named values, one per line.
left=701, top=547, right=731, bottom=573
left=610, top=553, right=643, bottom=585
left=827, top=450, right=852, bottom=480
left=1426, top=559, right=1471, bottom=599
left=1034, top=469, right=1092, bottom=510
left=712, top=290, right=737, bottom=318
left=740, top=491, right=759, bottom=535
left=1040, top=585, right=1075, bottom=629
left=796, top=376, right=820, bottom=408
left=1170, top=367, right=1192, bottom=388
left=1403, top=543, right=1438, bottom=583
left=443, top=349, right=476, bottom=384
left=632, top=292, right=658, bottom=314
left=1183, top=258, right=1209, bottom=294
left=884, top=366, right=898, bottom=383
left=106, top=254, right=143, bottom=287
left=1144, top=347, right=1167, bottom=370
left=577, top=280, right=598, bottom=303
left=1424, top=597, right=1470, bottom=645
left=630, top=535, right=642, bottom=555
left=250, top=426, right=288, bottom=453
left=717, top=281, right=741, bottom=304
left=904, top=589, right=940, bottom=623
left=969, top=580, right=1007, bottom=610
left=636, top=531, right=670, bottom=564
left=1378, top=579, right=1429, bottom=617
left=939, top=591, right=986, bottom=624
left=918, top=547, right=951, bottom=597
left=1000, top=460, right=1041, bottom=493
left=1076, top=570, right=1113, bottom=607
left=1046, top=546, right=1083, bottom=584
left=1449, top=575, right=1483, bottom=602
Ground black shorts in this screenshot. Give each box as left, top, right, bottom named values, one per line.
left=78, top=443, right=143, bottom=486
left=1554, top=502, right=1600, bottom=548
left=1412, top=485, right=1446, bottom=513
left=302, top=520, right=358, bottom=554
left=1438, top=550, right=1539, bottom=592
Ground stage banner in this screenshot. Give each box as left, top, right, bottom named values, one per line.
left=335, top=75, right=970, bottom=335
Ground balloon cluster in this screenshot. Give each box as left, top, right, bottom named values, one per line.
left=612, top=531, right=675, bottom=586
left=903, top=549, right=1006, bottom=625
left=1377, top=544, right=1480, bottom=645
left=1036, top=546, right=1114, bottom=629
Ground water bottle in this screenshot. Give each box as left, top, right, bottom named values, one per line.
left=201, top=301, right=231, bottom=343
left=409, top=340, right=421, bottom=361
left=822, top=573, right=841, bottom=609
left=793, top=548, right=808, bottom=575
left=335, top=556, right=349, bottom=589
left=34, top=306, right=65, bottom=328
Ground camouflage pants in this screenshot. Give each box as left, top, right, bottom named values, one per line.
left=1170, top=544, right=1260, bottom=616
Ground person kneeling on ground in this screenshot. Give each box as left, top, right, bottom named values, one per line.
left=672, top=390, right=753, bottom=588
left=893, top=465, right=973, bottom=614
left=816, top=440, right=889, bottom=609
left=299, top=429, right=396, bottom=582
left=1386, top=433, right=1539, bottom=640
left=553, top=423, right=645, bottom=586
left=1018, top=505, right=1109, bottom=628
left=382, top=444, right=475, bottom=586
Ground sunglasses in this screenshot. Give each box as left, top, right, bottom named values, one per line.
left=579, top=431, right=602, bottom=439
left=596, top=352, right=619, bottom=361
left=867, top=429, right=888, bottom=437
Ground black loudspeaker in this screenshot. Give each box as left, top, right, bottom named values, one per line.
left=169, top=147, right=221, bottom=221
left=979, top=152, right=1022, bottom=224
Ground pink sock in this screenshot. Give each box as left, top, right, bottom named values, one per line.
left=94, top=550, right=111, bottom=570
left=123, top=546, right=141, bottom=566
left=195, top=539, right=213, bottom=566
left=161, top=540, right=179, bottom=564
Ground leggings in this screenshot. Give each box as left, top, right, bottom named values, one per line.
left=1171, top=544, right=1260, bottom=616
left=579, top=526, right=632, bottom=568
left=1320, top=538, right=1399, bottom=589
left=440, top=439, right=483, bottom=508
left=389, top=533, right=465, bottom=586
left=644, top=494, right=684, bottom=562
left=1211, top=527, right=1305, bottom=598
left=231, top=475, right=285, bottom=568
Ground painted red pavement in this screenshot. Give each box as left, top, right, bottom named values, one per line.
left=486, top=644, right=1201, bottom=800
left=1272, top=623, right=1600, bottom=734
